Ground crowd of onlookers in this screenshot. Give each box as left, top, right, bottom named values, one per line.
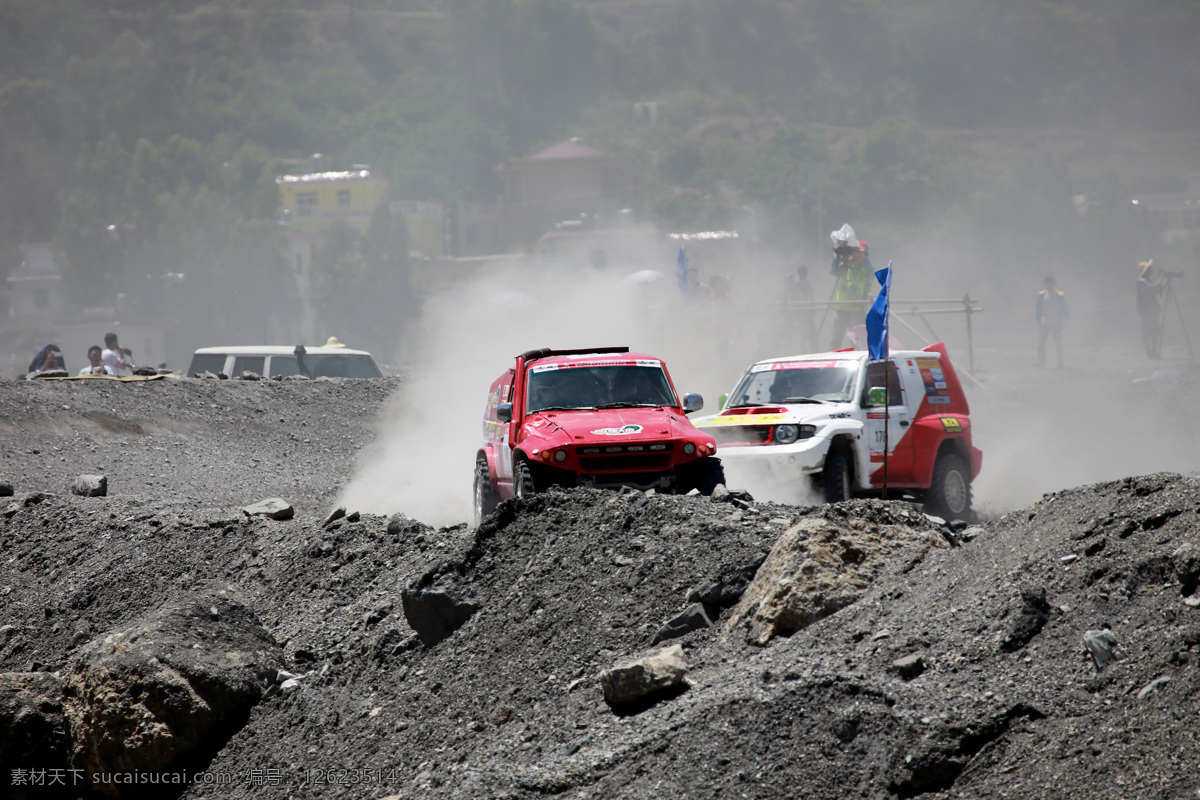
left=23, top=332, right=134, bottom=379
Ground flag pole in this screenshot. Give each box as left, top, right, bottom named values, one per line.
left=865, top=261, right=893, bottom=501
left=882, top=366, right=889, bottom=500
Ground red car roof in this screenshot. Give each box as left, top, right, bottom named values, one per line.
left=528, top=352, right=663, bottom=368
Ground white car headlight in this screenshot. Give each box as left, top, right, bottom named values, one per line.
left=774, top=424, right=800, bottom=444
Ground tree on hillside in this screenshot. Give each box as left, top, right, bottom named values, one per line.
left=307, top=203, right=411, bottom=357
left=447, top=0, right=600, bottom=148
left=858, top=119, right=939, bottom=225
left=740, top=125, right=858, bottom=250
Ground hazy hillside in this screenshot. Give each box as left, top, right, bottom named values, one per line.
left=1, top=0, right=1198, bottom=358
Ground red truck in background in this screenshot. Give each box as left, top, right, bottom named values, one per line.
left=474, top=347, right=725, bottom=523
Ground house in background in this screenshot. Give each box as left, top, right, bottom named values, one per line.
left=276, top=163, right=388, bottom=341
left=6, top=243, right=65, bottom=317
left=1130, top=172, right=1200, bottom=243
left=392, top=200, right=445, bottom=258
left=455, top=138, right=643, bottom=256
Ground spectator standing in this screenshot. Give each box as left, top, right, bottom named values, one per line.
left=827, top=224, right=875, bottom=349
left=102, top=332, right=132, bottom=376
left=1136, top=259, right=1166, bottom=359
left=79, top=345, right=114, bottom=375
left=1035, top=276, right=1069, bottom=368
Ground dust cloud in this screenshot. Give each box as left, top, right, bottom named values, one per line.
left=335, top=247, right=787, bottom=526
left=337, top=235, right=1200, bottom=526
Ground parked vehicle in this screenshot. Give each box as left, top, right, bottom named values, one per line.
left=693, top=343, right=982, bottom=520
left=474, top=347, right=723, bottom=523
left=186, top=345, right=383, bottom=379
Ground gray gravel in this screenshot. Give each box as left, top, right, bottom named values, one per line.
left=3, top=374, right=1200, bottom=799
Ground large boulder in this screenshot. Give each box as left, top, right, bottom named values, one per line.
left=401, top=586, right=480, bottom=647
left=242, top=498, right=294, bottom=521
left=0, top=671, right=71, bottom=797
left=71, top=474, right=107, bottom=497
left=725, top=511, right=948, bottom=646
left=599, top=645, right=689, bottom=705
left=62, top=583, right=281, bottom=794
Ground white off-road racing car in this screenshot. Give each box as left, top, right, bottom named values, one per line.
left=693, top=343, right=982, bottom=520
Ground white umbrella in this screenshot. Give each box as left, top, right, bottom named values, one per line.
left=620, top=269, right=665, bottom=286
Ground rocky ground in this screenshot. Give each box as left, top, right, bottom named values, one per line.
left=2, top=368, right=1200, bottom=800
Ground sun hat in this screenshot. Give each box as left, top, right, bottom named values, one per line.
left=1138, top=259, right=1154, bottom=278
left=324, top=336, right=346, bottom=348
left=830, top=223, right=858, bottom=250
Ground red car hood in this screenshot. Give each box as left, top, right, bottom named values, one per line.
left=521, top=407, right=704, bottom=447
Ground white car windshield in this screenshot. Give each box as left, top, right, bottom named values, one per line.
left=727, top=362, right=858, bottom=407
left=526, top=365, right=677, bottom=412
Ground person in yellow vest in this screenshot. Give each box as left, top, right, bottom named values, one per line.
left=827, top=224, right=876, bottom=349
left=1036, top=275, right=1069, bottom=368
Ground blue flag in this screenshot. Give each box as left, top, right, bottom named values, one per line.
left=676, top=246, right=691, bottom=297
left=865, top=261, right=892, bottom=360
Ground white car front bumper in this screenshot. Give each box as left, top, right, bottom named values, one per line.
left=711, top=435, right=834, bottom=504
left=716, top=434, right=833, bottom=474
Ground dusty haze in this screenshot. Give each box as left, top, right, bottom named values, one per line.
left=339, top=234, right=1200, bottom=526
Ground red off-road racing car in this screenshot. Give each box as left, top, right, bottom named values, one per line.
left=474, top=347, right=724, bottom=523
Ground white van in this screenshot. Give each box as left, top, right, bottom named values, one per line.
left=186, top=345, right=384, bottom=379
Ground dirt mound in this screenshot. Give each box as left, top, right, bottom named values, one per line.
left=2, top=378, right=1199, bottom=799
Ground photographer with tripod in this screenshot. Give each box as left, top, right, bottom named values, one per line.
left=1136, top=259, right=1187, bottom=359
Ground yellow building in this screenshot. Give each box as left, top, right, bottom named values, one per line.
left=276, top=167, right=388, bottom=237
left=391, top=200, right=445, bottom=258
left=276, top=167, right=388, bottom=342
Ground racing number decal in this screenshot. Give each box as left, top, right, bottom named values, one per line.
left=940, top=416, right=963, bottom=433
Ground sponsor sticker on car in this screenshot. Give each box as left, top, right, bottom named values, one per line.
left=750, top=360, right=845, bottom=372
left=530, top=359, right=662, bottom=372
left=940, top=416, right=964, bottom=433
left=696, top=414, right=788, bottom=426
left=917, top=357, right=952, bottom=405
left=591, top=424, right=644, bottom=436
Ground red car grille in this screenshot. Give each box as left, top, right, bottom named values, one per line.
left=709, top=425, right=772, bottom=445
left=579, top=453, right=672, bottom=471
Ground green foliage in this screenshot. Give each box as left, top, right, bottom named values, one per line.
left=447, top=0, right=600, bottom=144
left=307, top=206, right=411, bottom=356
left=858, top=119, right=940, bottom=223
left=0, top=0, right=1194, bottom=318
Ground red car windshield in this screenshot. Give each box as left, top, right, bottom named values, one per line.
left=526, top=365, right=677, bottom=413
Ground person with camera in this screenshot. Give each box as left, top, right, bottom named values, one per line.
left=79, top=345, right=115, bottom=375
left=827, top=224, right=876, bottom=350
left=102, top=332, right=133, bottom=376
left=26, top=343, right=66, bottom=377
left=1136, top=259, right=1175, bottom=359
